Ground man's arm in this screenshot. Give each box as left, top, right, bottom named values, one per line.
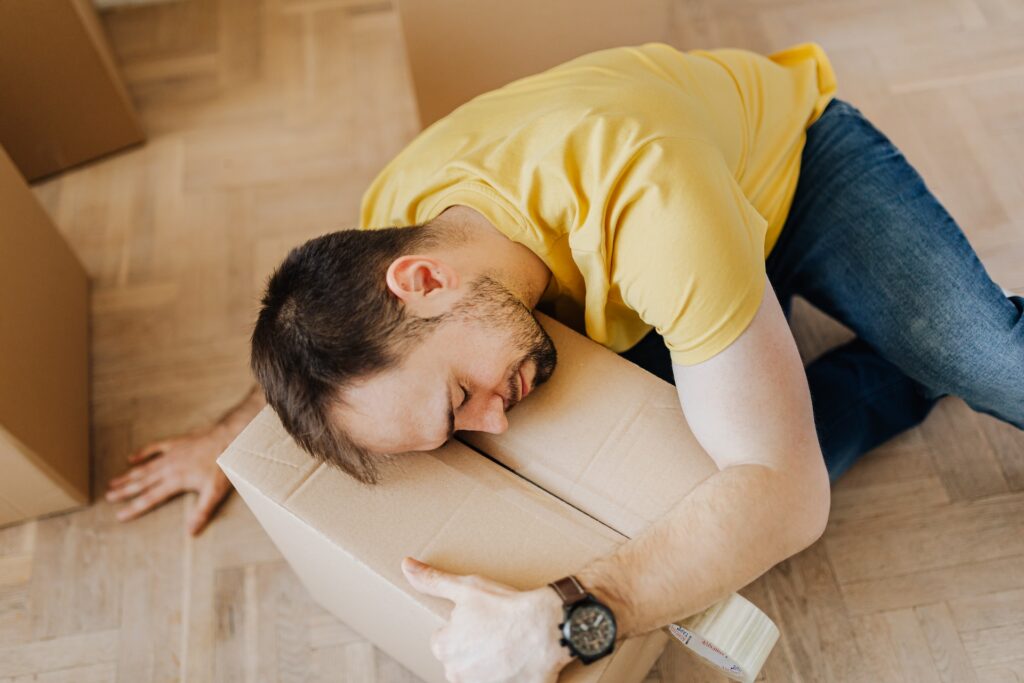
left=576, top=274, right=831, bottom=635
left=400, top=276, right=830, bottom=681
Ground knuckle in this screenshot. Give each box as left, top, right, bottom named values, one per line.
left=430, top=630, right=446, bottom=658
left=136, top=489, right=165, bottom=509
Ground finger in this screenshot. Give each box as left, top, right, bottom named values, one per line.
left=115, top=483, right=181, bottom=522
left=128, top=440, right=170, bottom=465
left=106, top=460, right=164, bottom=496
left=429, top=628, right=448, bottom=660
left=107, top=457, right=161, bottom=489
left=401, top=557, right=468, bottom=602
left=188, top=476, right=233, bottom=536
left=105, top=472, right=163, bottom=502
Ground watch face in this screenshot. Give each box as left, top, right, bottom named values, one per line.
left=565, top=604, right=615, bottom=657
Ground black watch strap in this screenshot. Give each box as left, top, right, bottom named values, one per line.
left=549, top=575, right=588, bottom=606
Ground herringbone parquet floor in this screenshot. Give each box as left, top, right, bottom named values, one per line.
left=2, top=0, right=1023, bottom=681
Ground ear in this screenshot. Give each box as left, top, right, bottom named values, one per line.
left=385, top=255, right=461, bottom=316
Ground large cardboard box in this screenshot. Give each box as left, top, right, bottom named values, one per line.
left=219, top=314, right=778, bottom=682
left=395, top=0, right=674, bottom=127
left=220, top=425, right=670, bottom=683
left=0, top=0, right=145, bottom=180
left=0, top=146, right=91, bottom=526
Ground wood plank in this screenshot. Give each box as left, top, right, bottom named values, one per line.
left=840, top=554, right=1024, bottom=617
left=884, top=608, right=943, bottom=683
left=825, top=496, right=1024, bottom=585
left=918, top=398, right=1011, bottom=503
left=849, top=614, right=905, bottom=683
left=914, top=602, right=979, bottom=683
left=962, top=622, right=1024, bottom=670
left=0, top=630, right=119, bottom=678
left=948, top=588, right=1024, bottom=633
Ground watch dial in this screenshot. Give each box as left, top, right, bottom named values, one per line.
left=566, top=605, right=614, bottom=657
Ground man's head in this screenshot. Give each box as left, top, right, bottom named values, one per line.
left=250, top=217, right=556, bottom=484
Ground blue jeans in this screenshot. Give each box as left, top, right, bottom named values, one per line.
left=620, top=97, right=1024, bottom=482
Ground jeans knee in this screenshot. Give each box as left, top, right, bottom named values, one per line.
left=913, top=333, right=1024, bottom=427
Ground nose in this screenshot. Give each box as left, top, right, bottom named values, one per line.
left=455, top=393, right=509, bottom=434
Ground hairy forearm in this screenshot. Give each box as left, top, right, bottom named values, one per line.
left=212, top=384, right=267, bottom=441
left=576, top=461, right=829, bottom=637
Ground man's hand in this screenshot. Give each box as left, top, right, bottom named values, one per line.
left=105, top=385, right=265, bottom=535
left=105, top=426, right=234, bottom=535
left=401, top=557, right=574, bottom=683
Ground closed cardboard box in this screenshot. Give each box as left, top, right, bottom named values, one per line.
left=220, top=424, right=670, bottom=683
left=0, top=146, right=91, bottom=526
left=395, top=0, right=674, bottom=127
left=0, top=0, right=145, bottom=180
left=219, top=314, right=778, bottom=682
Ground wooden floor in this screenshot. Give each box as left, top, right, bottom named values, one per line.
left=2, top=0, right=1023, bottom=680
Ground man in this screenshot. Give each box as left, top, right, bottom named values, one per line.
left=107, top=42, right=1024, bottom=680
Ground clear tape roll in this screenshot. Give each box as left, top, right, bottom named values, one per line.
left=665, top=593, right=779, bottom=683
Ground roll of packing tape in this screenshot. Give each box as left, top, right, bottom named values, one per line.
left=665, top=593, right=779, bottom=683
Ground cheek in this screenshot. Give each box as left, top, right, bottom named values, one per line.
left=449, top=320, right=510, bottom=357
left=447, top=329, right=513, bottom=390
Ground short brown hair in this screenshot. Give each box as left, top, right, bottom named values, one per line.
left=250, top=225, right=450, bottom=483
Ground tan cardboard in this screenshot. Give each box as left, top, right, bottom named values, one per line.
left=395, top=0, right=673, bottom=127
left=219, top=413, right=669, bottom=683
left=0, top=0, right=145, bottom=180
left=462, top=313, right=717, bottom=538
left=0, top=146, right=90, bottom=526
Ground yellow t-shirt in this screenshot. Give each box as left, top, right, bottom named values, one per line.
left=360, top=42, right=837, bottom=365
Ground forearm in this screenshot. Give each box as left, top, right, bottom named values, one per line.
left=211, top=384, right=266, bottom=442
left=576, top=461, right=829, bottom=637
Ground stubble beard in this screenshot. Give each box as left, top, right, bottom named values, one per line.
left=456, top=275, right=558, bottom=398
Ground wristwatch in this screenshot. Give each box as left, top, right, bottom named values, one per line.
left=548, top=576, right=617, bottom=665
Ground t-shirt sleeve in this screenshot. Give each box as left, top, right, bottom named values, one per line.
left=609, top=136, right=769, bottom=366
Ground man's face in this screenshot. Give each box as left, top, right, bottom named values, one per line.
left=334, top=277, right=557, bottom=454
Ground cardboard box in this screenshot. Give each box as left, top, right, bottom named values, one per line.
left=0, top=146, right=91, bottom=526
left=395, top=0, right=673, bottom=127
left=219, top=418, right=669, bottom=683
left=0, top=0, right=145, bottom=180
left=219, top=314, right=781, bottom=681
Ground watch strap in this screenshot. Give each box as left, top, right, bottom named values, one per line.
left=549, top=575, right=588, bottom=607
